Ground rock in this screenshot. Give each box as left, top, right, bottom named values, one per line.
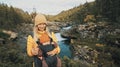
left=2, top=30, right=18, bottom=40
left=61, top=27, right=78, bottom=39
left=78, top=25, right=87, bottom=31
left=48, top=25, right=61, bottom=32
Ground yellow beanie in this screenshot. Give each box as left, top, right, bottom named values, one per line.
left=34, top=14, right=47, bottom=26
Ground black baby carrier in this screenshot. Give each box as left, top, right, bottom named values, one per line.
left=34, top=38, right=57, bottom=67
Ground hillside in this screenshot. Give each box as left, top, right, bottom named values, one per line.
left=47, top=2, right=97, bottom=24
left=48, top=0, right=120, bottom=26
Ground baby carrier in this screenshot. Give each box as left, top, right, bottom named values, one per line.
left=34, top=38, right=59, bottom=67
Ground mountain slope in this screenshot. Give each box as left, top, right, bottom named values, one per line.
left=47, top=2, right=96, bottom=24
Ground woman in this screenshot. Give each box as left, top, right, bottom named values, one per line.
left=27, top=13, right=61, bottom=67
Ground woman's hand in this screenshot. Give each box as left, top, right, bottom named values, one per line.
left=47, top=51, right=55, bottom=56
left=47, top=48, right=57, bottom=56
left=31, top=47, right=39, bottom=55
left=47, top=46, right=60, bottom=56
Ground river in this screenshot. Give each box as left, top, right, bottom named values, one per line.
left=55, top=26, right=72, bottom=58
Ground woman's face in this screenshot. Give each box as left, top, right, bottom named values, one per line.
left=37, top=23, right=46, bottom=31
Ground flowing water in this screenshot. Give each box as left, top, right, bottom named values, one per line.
left=55, top=33, right=72, bottom=58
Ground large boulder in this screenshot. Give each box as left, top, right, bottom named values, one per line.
left=2, top=30, right=18, bottom=40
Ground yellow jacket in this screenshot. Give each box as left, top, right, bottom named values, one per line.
left=27, top=32, right=60, bottom=57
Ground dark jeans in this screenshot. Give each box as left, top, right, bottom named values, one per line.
left=34, top=57, right=42, bottom=67
left=34, top=56, right=57, bottom=67
left=45, top=55, right=57, bottom=67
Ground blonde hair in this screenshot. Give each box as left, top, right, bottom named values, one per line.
left=33, top=26, right=52, bottom=42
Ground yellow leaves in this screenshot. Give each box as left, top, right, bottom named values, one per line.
left=95, top=43, right=104, bottom=47
left=84, top=15, right=96, bottom=23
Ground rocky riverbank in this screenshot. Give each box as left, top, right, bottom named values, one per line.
left=60, top=21, right=120, bottom=66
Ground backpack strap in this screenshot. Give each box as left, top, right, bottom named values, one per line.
left=50, top=37, right=53, bottom=45
left=36, top=39, right=42, bottom=46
